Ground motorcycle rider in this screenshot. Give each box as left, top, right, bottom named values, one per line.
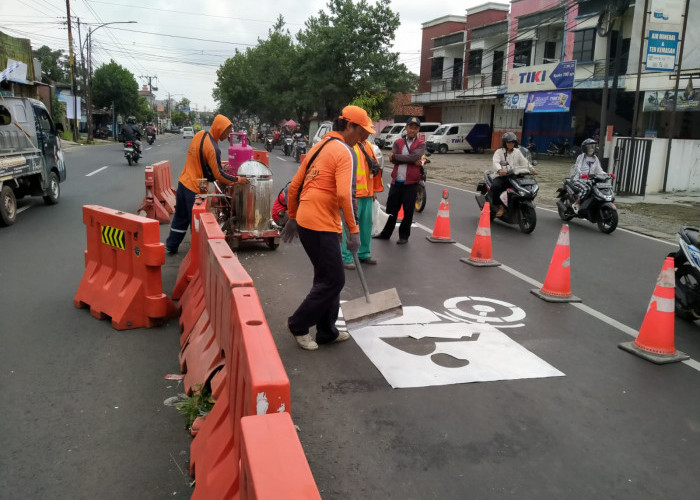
left=570, top=138, right=605, bottom=213
left=490, top=132, right=534, bottom=217
left=120, top=116, right=142, bottom=154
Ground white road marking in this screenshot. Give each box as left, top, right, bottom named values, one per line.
left=411, top=221, right=700, bottom=372
left=17, top=205, right=31, bottom=214
left=145, top=147, right=152, bottom=151
left=86, top=166, right=109, bottom=176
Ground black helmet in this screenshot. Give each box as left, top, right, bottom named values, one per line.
left=502, top=132, right=518, bottom=149
left=581, top=138, right=597, bottom=155
left=127, top=116, right=137, bottom=125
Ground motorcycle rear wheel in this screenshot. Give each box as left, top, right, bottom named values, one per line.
left=675, top=263, right=700, bottom=321
left=127, top=156, right=133, bottom=166
left=597, top=206, right=618, bottom=234
left=415, top=184, right=426, bottom=212
left=518, top=204, right=537, bottom=234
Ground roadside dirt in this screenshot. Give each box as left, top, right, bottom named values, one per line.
left=380, top=150, right=699, bottom=243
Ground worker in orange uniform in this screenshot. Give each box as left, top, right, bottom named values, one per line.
left=281, top=105, right=375, bottom=350
left=340, top=139, right=383, bottom=269
left=165, top=114, right=248, bottom=255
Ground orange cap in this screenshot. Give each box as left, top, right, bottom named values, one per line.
left=339, top=105, right=376, bottom=134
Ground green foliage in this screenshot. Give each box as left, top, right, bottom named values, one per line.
left=33, top=45, right=69, bottom=83
left=175, top=384, right=214, bottom=428
left=50, top=91, right=66, bottom=126
left=213, top=1, right=416, bottom=125
left=171, top=111, right=187, bottom=126
left=91, top=60, right=139, bottom=116
left=134, top=96, right=152, bottom=123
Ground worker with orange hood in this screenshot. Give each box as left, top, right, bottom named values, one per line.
left=165, top=114, right=247, bottom=254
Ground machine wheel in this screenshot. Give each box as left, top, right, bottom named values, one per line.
left=438, top=144, right=448, bottom=154
left=127, top=156, right=133, bottom=166
left=675, top=264, right=700, bottom=321
left=266, top=237, right=279, bottom=250
left=415, top=184, right=426, bottom=212
left=43, top=171, right=60, bottom=205
left=597, top=206, right=618, bottom=234
left=0, top=185, right=17, bottom=226
left=518, top=204, right=537, bottom=234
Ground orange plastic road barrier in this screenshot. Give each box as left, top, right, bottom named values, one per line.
left=427, top=189, right=455, bottom=243
left=530, top=224, right=581, bottom=302
left=152, top=161, right=177, bottom=214
left=461, top=202, right=500, bottom=267
left=136, top=166, right=170, bottom=223
left=240, top=413, right=322, bottom=500
left=74, top=205, right=177, bottom=329
left=191, top=287, right=291, bottom=499
left=252, top=150, right=269, bottom=166
left=172, top=198, right=210, bottom=300
left=619, top=257, right=689, bottom=364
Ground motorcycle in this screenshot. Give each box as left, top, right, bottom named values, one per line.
left=669, top=226, right=700, bottom=321
left=475, top=147, right=539, bottom=234
left=293, top=136, right=307, bottom=163
left=264, top=134, right=274, bottom=152
left=555, top=173, right=618, bottom=233
left=415, top=156, right=428, bottom=213
left=123, top=141, right=141, bottom=166
left=283, top=136, right=293, bottom=156
left=147, top=133, right=155, bottom=145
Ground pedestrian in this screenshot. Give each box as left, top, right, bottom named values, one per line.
left=165, top=114, right=248, bottom=255
left=375, top=116, right=426, bottom=244
left=280, top=105, right=375, bottom=350
left=340, top=137, right=384, bottom=269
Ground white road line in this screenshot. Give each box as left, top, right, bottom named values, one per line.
left=145, top=147, right=152, bottom=151
left=17, top=206, right=31, bottom=214
left=86, top=166, right=109, bottom=176
left=411, top=221, right=700, bottom=372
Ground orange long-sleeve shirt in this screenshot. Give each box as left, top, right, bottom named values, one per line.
left=287, top=132, right=359, bottom=234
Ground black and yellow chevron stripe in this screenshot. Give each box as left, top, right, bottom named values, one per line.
left=101, top=225, right=126, bottom=250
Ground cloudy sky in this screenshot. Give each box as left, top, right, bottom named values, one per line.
left=1, top=0, right=489, bottom=110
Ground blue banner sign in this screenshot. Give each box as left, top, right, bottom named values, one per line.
left=646, top=30, right=678, bottom=72
left=548, top=61, right=576, bottom=89
left=525, top=90, right=571, bottom=113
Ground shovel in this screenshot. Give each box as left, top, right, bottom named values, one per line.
left=340, top=216, right=403, bottom=325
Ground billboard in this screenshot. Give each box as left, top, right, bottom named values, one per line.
left=503, top=93, right=528, bottom=109
left=507, top=61, right=576, bottom=93
left=646, top=30, right=678, bottom=72
left=524, top=90, right=571, bottom=113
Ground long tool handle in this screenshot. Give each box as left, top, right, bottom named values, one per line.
left=341, top=210, right=372, bottom=303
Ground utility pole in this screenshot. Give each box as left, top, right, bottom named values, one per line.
left=140, top=75, right=158, bottom=115
left=631, top=0, right=650, bottom=138
left=65, top=0, right=79, bottom=142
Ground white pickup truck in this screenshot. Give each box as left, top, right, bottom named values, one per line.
left=0, top=96, right=67, bottom=226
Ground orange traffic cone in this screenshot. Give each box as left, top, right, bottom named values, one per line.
left=427, top=189, right=455, bottom=243
left=530, top=224, right=581, bottom=302
left=619, top=257, right=689, bottom=364
left=461, top=202, right=500, bottom=267
left=397, top=205, right=404, bottom=222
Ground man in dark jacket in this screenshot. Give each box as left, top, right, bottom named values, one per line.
left=376, top=116, right=426, bottom=244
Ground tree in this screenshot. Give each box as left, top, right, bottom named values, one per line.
left=295, top=0, right=416, bottom=119
left=91, top=60, right=139, bottom=116
left=134, top=96, right=153, bottom=123
left=33, top=45, right=69, bottom=83
left=176, top=97, right=190, bottom=111
left=171, top=111, right=187, bottom=126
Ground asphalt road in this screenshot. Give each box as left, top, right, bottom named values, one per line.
left=2, top=136, right=699, bottom=499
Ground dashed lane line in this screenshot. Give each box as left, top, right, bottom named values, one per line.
left=86, top=166, right=109, bottom=176
left=412, top=221, right=700, bottom=372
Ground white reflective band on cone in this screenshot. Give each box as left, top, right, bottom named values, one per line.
left=476, top=227, right=491, bottom=236
left=648, top=296, right=675, bottom=313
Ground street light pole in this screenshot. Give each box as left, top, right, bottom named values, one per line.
left=84, top=20, right=136, bottom=143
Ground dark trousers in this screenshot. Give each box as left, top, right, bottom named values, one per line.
left=379, top=182, right=418, bottom=240
left=489, top=176, right=509, bottom=207
left=288, top=225, right=344, bottom=344
left=165, top=182, right=196, bottom=251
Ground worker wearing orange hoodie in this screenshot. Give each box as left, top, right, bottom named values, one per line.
left=281, top=105, right=375, bottom=350
left=165, top=114, right=247, bottom=254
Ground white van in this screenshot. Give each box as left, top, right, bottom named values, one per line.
left=417, top=122, right=441, bottom=142
left=426, top=123, right=491, bottom=154
left=380, top=123, right=405, bottom=149
left=374, top=124, right=395, bottom=148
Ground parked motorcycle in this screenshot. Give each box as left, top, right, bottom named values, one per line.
left=293, top=136, right=307, bottom=163
left=283, top=136, right=294, bottom=156
left=547, top=138, right=580, bottom=160
left=265, top=134, right=274, bottom=152
left=124, top=141, right=141, bottom=166
left=475, top=147, right=539, bottom=234
left=555, top=173, right=618, bottom=233
left=669, top=226, right=700, bottom=321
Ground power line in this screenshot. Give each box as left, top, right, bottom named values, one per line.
left=108, top=26, right=256, bottom=46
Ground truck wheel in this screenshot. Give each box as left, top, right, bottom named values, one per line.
left=43, top=172, right=60, bottom=205
left=439, top=144, right=448, bottom=154
left=0, top=185, right=17, bottom=226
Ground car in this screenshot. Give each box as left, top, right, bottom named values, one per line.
left=311, top=121, right=332, bottom=146
left=182, top=126, right=194, bottom=139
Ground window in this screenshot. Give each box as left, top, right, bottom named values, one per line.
left=492, top=51, right=504, bottom=86
left=544, top=41, right=557, bottom=61
left=380, top=125, right=393, bottom=134
left=468, top=50, right=482, bottom=76
left=431, top=57, right=444, bottom=79
left=0, top=105, right=10, bottom=126
left=514, top=41, right=532, bottom=67
left=573, top=29, right=596, bottom=63
left=452, top=58, right=463, bottom=90
left=447, top=126, right=458, bottom=135
left=35, top=108, right=52, bottom=133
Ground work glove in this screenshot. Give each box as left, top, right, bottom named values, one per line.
left=346, top=232, right=361, bottom=254
left=280, top=219, right=298, bottom=243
